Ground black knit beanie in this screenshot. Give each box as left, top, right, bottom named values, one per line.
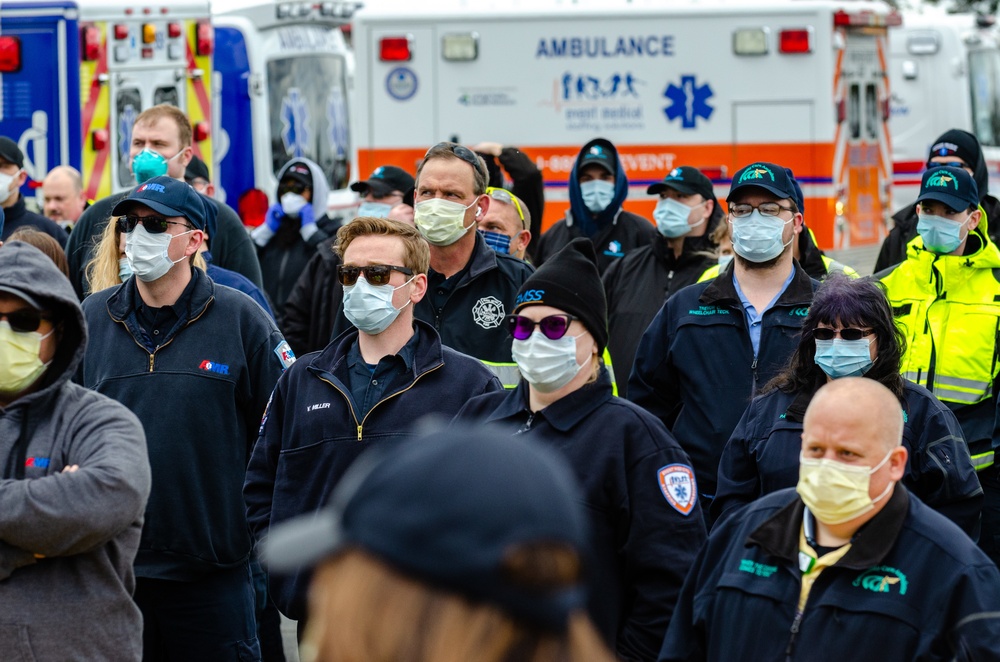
left=513, top=238, right=608, bottom=353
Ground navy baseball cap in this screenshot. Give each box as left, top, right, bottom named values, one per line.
left=578, top=138, right=616, bottom=177
left=350, top=165, right=414, bottom=197
left=784, top=168, right=805, bottom=215
left=0, top=137, right=23, bottom=169
left=916, top=166, right=979, bottom=212
left=111, top=176, right=208, bottom=230
left=648, top=166, right=715, bottom=200
left=728, top=162, right=798, bottom=202
left=264, top=427, right=590, bottom=632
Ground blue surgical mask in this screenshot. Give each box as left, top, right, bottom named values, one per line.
left=718, top=253, right=733, bottom=270
left=580, top=179, right=615, bottom=213
left=357, top=201, right=393, bottom=218
left=654, top=197, right=706, bottom=238
left=917, top=213, right=967, bottom=254
left=343, top=274, right=414, bottom=335
left=814, top=338, right=875, bottom=378
left=731, top=211, right=792, bottom=263
left=132, top=148, right=181, bottom=184
left=118, top=257, right=133, bottom=282
left=479, top=229, right=513, bottom=254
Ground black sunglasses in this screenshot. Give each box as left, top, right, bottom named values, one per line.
left=428, top=142, right=486, bottom=178
left=337, top=264, right=414, bottom=287
left=117, top=215, right=193, bottom=234
left=813, top=327, right=874, bottom=341
left=278, top=181, right=309, bottom=196
left=506, top=314, right=579, bottom=341
left=0, top=310, right=52, bottom=333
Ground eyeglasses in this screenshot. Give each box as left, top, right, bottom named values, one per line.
left=0, top=310, right=52, bottom=333
left=116, top=215, right=193, bottom=234
left=427, top=142, right=486, bottom=178
left=278, top=182, right=308, bottom=196
left=927, top=160, right=967, bottom=170
left=506, top=314, right=578, bottom=341
left=729, top=202, right=795, bottom=218
left=812, top=327, right=874, bottom=341
left=337, top=264, right=414, bottom=286
left=486, top=187, right=527, bottom=227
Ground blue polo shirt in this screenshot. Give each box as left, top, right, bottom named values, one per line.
left=733, top=266, right=795, bottom=356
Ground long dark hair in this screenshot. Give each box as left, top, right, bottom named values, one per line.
left=765, top=274, right=906, bottom=400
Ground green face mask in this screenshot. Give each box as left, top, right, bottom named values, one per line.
left=0, top=321, right=53, bottom=396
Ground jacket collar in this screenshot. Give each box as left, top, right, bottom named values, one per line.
left=701, top=259, right=814, bottom=307
left=465, top=231, right=501, bottom=281
left=309, top=318, right=445, bottom=383
left=747, top=485, right=910, bottom=570
left=106, top=266, right=214, bottom=324
left=486, top=368, right=614, bottom=431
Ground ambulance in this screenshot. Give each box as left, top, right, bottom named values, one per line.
left=0, top=0, right=213, bottom=203
left=211, top=0, right=356, bottom=224
left=889, top=10, right=1000, bottom=206
left=352, top=0, right=899, bottom=249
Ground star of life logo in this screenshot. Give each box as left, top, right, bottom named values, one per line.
left=658, top=464, right=697, bottom=516
left=663, top=75, right=713, bottom=129
left=472, top=296, right=505, bottom=329
left=280, top=88, right=311, bottom=158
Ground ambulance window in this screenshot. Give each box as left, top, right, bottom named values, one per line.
left=116, top=89, right=142, bottom=188
left=864, top=84, right=878, bottom=140
left=968, top=49, right=1000, bottom=148
left=848, top=84, right=861, bottom=140
left=267, top=54, right=350, bottom=191
left=154, top=87, right=179, bottom=108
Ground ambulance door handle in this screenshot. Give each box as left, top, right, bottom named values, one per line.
left=249, top=73, right=265, bottom=98
left=181, top=68, right=205, bottom=82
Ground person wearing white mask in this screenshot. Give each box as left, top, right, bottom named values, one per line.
left=602, top=166, right=721, bottom=395
left=629, top=162, right=816, bottom=519
left=532, top=138, right=657, bottom=274
left=245, top=216, right=501, bottom=634
left=80, top=175, right=291, bottom=660
left=454, top=238, right=706, bottom=662
left=349, top=165, right=414, bottom=219
left=411, top=142, right=533, bottom=378
left=661, top=378, right=1000, bottom=662
left=0, top=137, right=68, bottom=248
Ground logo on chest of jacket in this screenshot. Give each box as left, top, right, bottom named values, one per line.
left=472, top=296, right=505, bottom=329
left=853, top=566, right=908, bottom=595
left=658, top=463, right=698, bottom=516
left=738, top=558, right=778, bottom=578
left=307, top=402, right=331, bottom=412
left=604, top=240, right=624, bottom=258
left=789, top=307, right=810, bottom=317
left=199, top=360, right=230, bottom=375
left=25, top=457, right=50, bottom=469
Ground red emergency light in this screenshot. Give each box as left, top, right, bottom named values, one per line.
left=81, top=25, right=101, bottom=61
left=193, top=121, right=210, bottom=142
left=114, top=24, right=129, bottom=40
left=0, top=36, right=21, bottom=73
left=91, top=128, right=109, bottom=152
left=779, top=29, right=812, bottom=53
left=168, top=23, right=182, bottom=39
left=238, top=189, right=270, bottom=228
left=196, top=20, right=213, bottom=56
left=379, top=36, right=411, bottom=62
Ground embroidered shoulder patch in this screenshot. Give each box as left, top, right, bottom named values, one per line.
left=274, top=341, right=296, bottom=369
left=658, top=463, right=697, bottom=516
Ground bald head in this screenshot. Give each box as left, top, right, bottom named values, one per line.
left=42, top=166, right=86, bottom=223
left=805, top=378, right=903, bottom=452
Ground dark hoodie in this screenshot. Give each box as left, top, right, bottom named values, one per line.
left=875, top=129, right=1000, bottom=272
left=0, top=242, right=150, bottom=660
left=534, top=138, right=657, bottom=273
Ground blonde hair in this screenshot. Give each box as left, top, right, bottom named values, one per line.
left=85, top=216, right=207, bottom=294
left=303, top=550, right=614, bottom=662
left=335, top=216, right=430, bottom=275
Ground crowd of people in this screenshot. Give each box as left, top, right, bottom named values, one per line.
left=2, top=105, right=1000, bottom=662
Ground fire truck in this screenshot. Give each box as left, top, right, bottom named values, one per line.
left=352, top=0, right=900, bottom=249
left=0, top=0, right=213, bottom=203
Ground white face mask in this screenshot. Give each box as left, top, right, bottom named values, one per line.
left=280, top=192, right=309, bottom=217
left=0, top=169, right=21, bottom=205
left=580, top=179, right=615, bottom=213
left=511, top=330, right=587, bottom=393
left=125, top=224, right=193, bottom=282
left=654, top=197, right=707, bottom=238
left=343, top=274, right=414, bottom=335
left=731, top=211, right=793, bottom=263
left=414, top=198, right=477, bottom=246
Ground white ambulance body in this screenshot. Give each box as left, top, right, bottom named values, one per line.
left=352, top=0, right=898, bottom=249
left=889, top=10, right=1000, bottom=208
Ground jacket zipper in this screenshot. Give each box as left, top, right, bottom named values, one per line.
left=110, top=296, right=214, bottom=372
left=785, top=610, right=803, bottom=661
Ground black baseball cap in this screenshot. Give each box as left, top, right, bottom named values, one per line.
left=111, top=176, right=208, bottom=230
left=264, top=427, right=590, bottom=633
left=577, top=138, right=616, bottom=177
left=350, top=165, right=415, bottom=198
left=0, top=137, right=24, bottom=169
left=728, top=162, right=798, bottom=202
left=916, top=166, right=979, bottom=212
left=648, top=166, right=714, bottom=200
left=185, top=156, right=210, bottom=183
left=280, top=163, right=313, bottom=189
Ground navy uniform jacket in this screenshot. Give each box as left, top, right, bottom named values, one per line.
left=244, top=320, right=502, bottom=620
left=660, top=487, right=1000, bottom=662
left=80, top=268, right=288, bottom=580
left=712, top=382, right=983, bottom=536
left=414, top=231, right=533, bottom=363
left=454, top=370, right=707, bottom=662
left=628, top=261, right=817, bottom=499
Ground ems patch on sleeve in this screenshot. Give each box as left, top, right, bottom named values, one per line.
left=274, top=341, right=296, bottom=370
left=658, top=464, right=697, bottom=516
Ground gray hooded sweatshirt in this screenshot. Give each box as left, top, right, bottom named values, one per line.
left=0, top=242, right=151, bottom=661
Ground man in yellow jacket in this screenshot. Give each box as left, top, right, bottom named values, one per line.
left=879, top=165, right=996, bottom=562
